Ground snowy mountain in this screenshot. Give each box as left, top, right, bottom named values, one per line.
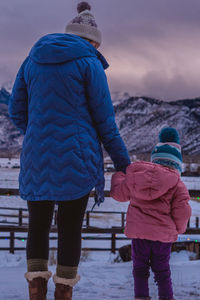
left=0, top=87, right=9, bottom=105
left=0, top=88, right=200, bottom=156
left=114, top=96, right=200, bottom=155
left=0, top=88, right=23, bottom=157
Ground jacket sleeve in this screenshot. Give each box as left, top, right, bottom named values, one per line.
left=9, top=58, right=28, bottom=135
left=110, top=171, right=130, bottom=202
left=85, top=58, right=131, bottom=172
left=171, top=180, right=192, bottom=234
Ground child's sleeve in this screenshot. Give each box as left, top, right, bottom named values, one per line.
left=110, top=171, right=130, bottom=202
left=171, top=180, right=192, bottom=234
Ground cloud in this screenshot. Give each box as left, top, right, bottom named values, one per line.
left=1, top=0, right=200, bottom=100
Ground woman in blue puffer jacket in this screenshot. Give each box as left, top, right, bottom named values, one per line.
left=9, top=2, right=130, bottom=299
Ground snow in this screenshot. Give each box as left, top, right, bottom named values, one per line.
left=0, top=158, right=20, bottom=169
left=182, top=176, right=200, bottom=191
left=0, top=83, right=12, bottom=94
left=105, top=173, right=200, bottom=192
left=0, top=250, right=199, bottom=299
left=190, top=200, right=200, bottom=216
left=0, top=168, right=200, bottom=299
left=0, top=161, right=200, bottom=191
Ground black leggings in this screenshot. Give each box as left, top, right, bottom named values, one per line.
left=26, top=194, right=89, bottom=266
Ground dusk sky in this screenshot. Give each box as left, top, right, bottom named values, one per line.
left=1, top=0, right=200, bottom=101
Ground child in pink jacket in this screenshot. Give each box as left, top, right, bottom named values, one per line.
left=110, top=127, right=191, bottom=300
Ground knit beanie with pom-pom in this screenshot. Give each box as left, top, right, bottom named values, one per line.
left=65, top=2, right=102, bottom=46
left=151, top=127, right=183, bottom=173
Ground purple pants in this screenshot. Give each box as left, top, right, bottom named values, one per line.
left=132, top=239, right=173, bottom=300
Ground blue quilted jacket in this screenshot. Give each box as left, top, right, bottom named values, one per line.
left=9, top=33, right=130, bottom=204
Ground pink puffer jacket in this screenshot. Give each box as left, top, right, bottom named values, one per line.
left=110, top=161, right=191, bottom=242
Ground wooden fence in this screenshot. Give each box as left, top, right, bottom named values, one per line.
left=0, top=225, right=125, bottom=254
left=0, top=207, right=200, bottom=254
left=0, top=187, right=200, bottom=255
left=0, top=225, right=200, bottom=256
left=0, top=207, right=200, bottom=231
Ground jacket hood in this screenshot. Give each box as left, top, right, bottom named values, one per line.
left=29, top=33, right=109, bottom=69
left=127, top=161, right=180, bottom=200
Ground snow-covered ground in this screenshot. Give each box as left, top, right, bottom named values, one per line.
left=0, top=163, right=200, bottom=191
left=0, top=250, right=199, bottom=300
left=0, top=167, right=200, bottom=299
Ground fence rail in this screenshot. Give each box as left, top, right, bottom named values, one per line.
left=0, top=225, right=200, bottom=255
left=1, top=207, right=200, bottom=230
left=0, top=225, right=125, bottom=254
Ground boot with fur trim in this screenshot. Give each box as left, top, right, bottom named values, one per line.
left=53, top=274, right=80, bottom=300
left=25, top=271, right=52, bottom=300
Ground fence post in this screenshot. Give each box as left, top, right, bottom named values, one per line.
left=196, top=217, right=199, bottom=228
left=86, top=212, right=90, bottom=227
left=198, top=243, right=200, bottom=259
left=111, top=233, right=116, bottom=254
left=10, top=231, right=15, bottom=254
left=187, top=219, right=190, bottom=228
left=19, top=209, right=23, bottom=226
left=121, top=213, right=125, bottom=228
left=54, top=210, right=57, bottom=225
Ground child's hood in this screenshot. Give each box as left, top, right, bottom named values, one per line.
left=126, top=161, right=180, bottom=201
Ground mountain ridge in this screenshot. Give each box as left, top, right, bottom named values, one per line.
left=0, top=87, right=200, bottom=156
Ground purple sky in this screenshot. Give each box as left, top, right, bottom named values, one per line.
left=1, top=0, right=200, bottom=101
